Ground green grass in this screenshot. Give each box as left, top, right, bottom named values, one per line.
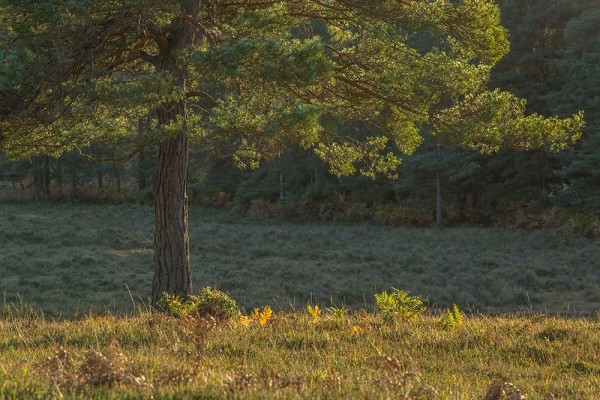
left=1, top=304, right=599, bottom=399
left=0, top=203, right=599, bottom=316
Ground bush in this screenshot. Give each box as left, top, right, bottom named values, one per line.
left=246, top=199, right=284, bottom=219
left=196, top=287, right=239, bottom=320
left=495, top=207, right=600, bottom=238
left=373, top=205, right=434, bottom=227
left=158, top=287, right=239, bottom=320
left=374, top=289, right=427, bottom=320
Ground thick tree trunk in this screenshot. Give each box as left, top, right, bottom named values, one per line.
left=152, top=132, right=191, bottom=306
left=151, top=0, right=200, bottom=307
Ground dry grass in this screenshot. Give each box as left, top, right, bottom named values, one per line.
left=1, top=304, right=599, bottom=399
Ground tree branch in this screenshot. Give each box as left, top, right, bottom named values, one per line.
left=77, top=143, right=148, bottom=163
left=145, top=20, right=170, bottom=53
left=109, top=50, right=158, bottom=70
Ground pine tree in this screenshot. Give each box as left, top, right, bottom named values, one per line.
left=0, top=0, right=583, bottom=305
left=492, top=0, right=599, bottom=210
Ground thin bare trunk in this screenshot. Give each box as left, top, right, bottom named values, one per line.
left=436, top=173, right=442, bottom=226
left=138, top=119, right=147, bottom=191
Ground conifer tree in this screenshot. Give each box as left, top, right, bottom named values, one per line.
left=492, top=0, right=599, bottom=209
left=0, top=0, right=583, bottom=305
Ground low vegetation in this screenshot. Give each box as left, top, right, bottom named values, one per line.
left=1, top=203, right=599, bottom=316
left=1, top=204, right=599, bottom=398
left=2, top=298, right=600, bottom=399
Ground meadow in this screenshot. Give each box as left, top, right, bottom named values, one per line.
left=2, top=302, right=600, bottom=399
left=1, top=203, right=600, bottom=399
left=0, top=203, right=598, bottom=316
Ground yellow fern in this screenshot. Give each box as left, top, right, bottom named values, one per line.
left=251, top=306, right=273, bottom=327
left=307, top=304, right=321, bottom=323
left=238, top=314, right=252, bottom=328
left=351, top=325, right=362, bottom=335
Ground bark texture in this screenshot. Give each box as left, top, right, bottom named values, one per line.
left=152, top=132, right=191, bottom=306
left=151, top=0, right=200, bottom=306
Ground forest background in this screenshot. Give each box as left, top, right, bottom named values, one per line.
left=0, top=0, right=598, bottom=237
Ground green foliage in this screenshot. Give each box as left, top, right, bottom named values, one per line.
left=375, top=289, right=427, bottom=320
left=433, top=89, right=584, bottom=154
left=195, top=287, right=239, bottom=320
left=326, top=306, right=348, bottom=323
left=439, top=304, right=466, bottom=329
left=157, top=287, right=238, bottom=320
left=0, top=0, right=582, bottom=178
left=157, top=292, right=199, bottom=317
left=489, top=0, right=600, bottom=211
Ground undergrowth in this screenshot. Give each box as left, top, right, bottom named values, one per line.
left=1, top=295, right=599, bottom=399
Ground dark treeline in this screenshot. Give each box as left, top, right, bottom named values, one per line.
left=1, top=0, right=598, bottom=234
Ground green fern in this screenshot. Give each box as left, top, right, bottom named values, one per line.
left=374, top=289, right=427, bottom=320
left=307, top=304, right=321, bottom=323
left=439, top=304, right=466, bottom=329
left=326, top=306, right=348, bottom=322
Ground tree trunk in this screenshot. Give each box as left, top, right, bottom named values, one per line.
left=436, top=173, right=443, bottom=226
left=70, top=154, right=78, bottom=202
left=43, top=156, right=51, bottom=194
left=113, top=162, right=121, bottom=192
left=151, top=0, right=200, bottom=307
left=97, top=168, right=103, bottom=189
left=138, top=119, right=147, bottom=191
left=55, top=158, right=63, bottom=188
left=152, top=132, right=191, bottom=306
left=32, top=157, right=42, bottom=201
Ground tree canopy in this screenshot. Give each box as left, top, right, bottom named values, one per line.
left=0, top=0, right=585, bottom=303
left=1, top=0, right=582, bottom=169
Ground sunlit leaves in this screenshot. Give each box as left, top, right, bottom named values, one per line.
left=315, top=137, right=401, bottom=179
left=433, top=90, right=584, bottom=153
left=0, top=0, right=584, bottom=174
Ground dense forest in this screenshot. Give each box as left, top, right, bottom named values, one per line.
left=1, top=0, right=597, bottom=234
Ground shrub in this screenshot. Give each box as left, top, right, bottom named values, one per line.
left=373, top=205, right=434, bottom=227
left=375, top=289, right=427, bottom=320
left=158, top=287, right=239, bottom=320
left=326, top=306, right=348, bottom=322
left=438, top=304, right=466, bottom=329
left=246, top=199, right=284, bottom=219
left=196, top=287, right=239, bottom=320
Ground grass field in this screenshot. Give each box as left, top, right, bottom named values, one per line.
left=2, top=304, right=600, bottom=399
left=0, top=203, right=599, bottom=316
left=2, top=203, right=600, bottom=398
